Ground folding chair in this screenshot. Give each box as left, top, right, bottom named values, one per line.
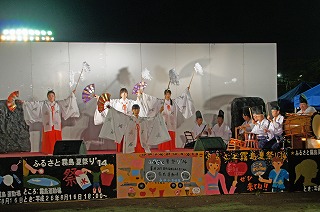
left=184, top=131, right=196, bottom=148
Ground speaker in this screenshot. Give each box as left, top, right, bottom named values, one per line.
left=194, top=137, right=226, bottom=151
left=53, top=140, right=87, bottom=155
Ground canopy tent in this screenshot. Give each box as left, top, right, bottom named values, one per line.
left=294, top=83, right=320, bottom=108
left=278, top=82, right=317, bottom=113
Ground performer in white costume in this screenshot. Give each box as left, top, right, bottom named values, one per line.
left=94, top=88, right=142, bottom=152
left=139, top=87, right=195, bottom=151
left=23, top=90, right=80, bottom=154
left=211, top=110, right=232, bottom=145
left=99, top=104, right=170, bottom=153
left=296, top=94, right=317, bottom=115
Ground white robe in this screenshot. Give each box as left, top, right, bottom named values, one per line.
left=23, top=93, right=80, bottom=132
left=297, top=106, right=317, bottom=115
left=94, top=98, right=140, bottom=125
left=99, top=107, right=171, bottom=153
left=211, top=122, right=232, bottom=145
left=193, top=123, right=210, bottom=138
left=139, top=88, right=195, bottom=131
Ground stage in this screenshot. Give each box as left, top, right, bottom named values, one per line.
left=0, top=148, right=193, bottom=158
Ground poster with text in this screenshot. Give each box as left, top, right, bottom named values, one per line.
left=117, top=152, right=205, bottom=198
left=204, top=150, right=289, bottom=195
left=0, top=157, right=24, bottom=205
left=288, top=149, right=320, bottom=192
left=22, top=154, right=116, bottom=203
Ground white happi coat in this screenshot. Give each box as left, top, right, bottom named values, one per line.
left=23, top=93, right=80, bottom=132
left=239, top=119, right=254, bottom=134
left=99, top=107, right=171, bottom=153
left=251, top=118, right=274, bottom=140
left=94, top=98, right=139, bottom=125
left=211, top=122, right=232, bottom=145
left=139, top=88, right=195, bottom=131
left=269, top=115, right=284, bottom=136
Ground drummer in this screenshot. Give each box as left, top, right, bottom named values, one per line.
left=297, top=94, right=317, bottom=115
left=267, top=105, right=284, bottom=150
left=251, top=105, right=275, bottom=149
left=238, top=106, right=254, bottom=140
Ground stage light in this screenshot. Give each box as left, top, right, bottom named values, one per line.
left=22, top=29, right=28, bottom=35
left=3, top=29, right=9, bottom=35
left=28, top=30, right=35, bottom=35
left=1, top=28, right=54, bottom=42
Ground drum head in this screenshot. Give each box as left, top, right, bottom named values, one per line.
left=312, top=113, right=320, bottom=138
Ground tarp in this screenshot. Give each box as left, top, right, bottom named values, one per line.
left=294, top=83, right=320, bottom=108
left=278, top=82, right=317, bottom=113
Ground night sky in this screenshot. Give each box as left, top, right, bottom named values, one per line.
left=1, top=1, right=320, bottom=68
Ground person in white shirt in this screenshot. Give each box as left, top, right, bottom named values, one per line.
left=297, top=94, right=317, bottom=115
left=251, top=105, right=274, bottom=149
left=267, top=105, right=285, bottom=150
left=192, top=111, right=211, bottom=139
left=211, top=110, right=232, bottom=145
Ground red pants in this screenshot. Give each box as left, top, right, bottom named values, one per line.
left=158, top=131, right=175, bottom=151
left=41, top=127, right=62, bottom=154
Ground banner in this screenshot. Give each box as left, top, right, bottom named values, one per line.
left=0, top=157, right=24, bottom=204
left=204, top=150, right=290, bottom=194
left=22, top=154, right=116, bottom=203
left=288, top=149, right=320, bottom=192
left=117, top=152, right=205, bottom=198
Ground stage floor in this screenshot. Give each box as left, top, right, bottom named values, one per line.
left=0, top=148, right=193, bottom=158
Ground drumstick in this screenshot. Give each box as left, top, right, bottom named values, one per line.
left=248, top=107, right=253, bottom=120
left=266, top=103, right=270, bottom=117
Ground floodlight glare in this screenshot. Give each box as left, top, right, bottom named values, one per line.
left=1, top=28, right=54, bottom=42
left=22, top=29, right=28, bottom=35
left=28, top=30, right=35, bottom=35
left=3, top=29, right=9, bottom=35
